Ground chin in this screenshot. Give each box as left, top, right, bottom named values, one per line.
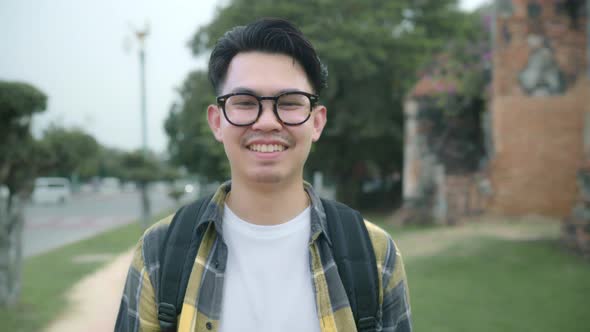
left=240, top=167, right=294, bottom=185
left=250, top=172, right=284, bottom=184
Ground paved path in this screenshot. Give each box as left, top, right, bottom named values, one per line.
left=43, top=250, right=133, bottom=332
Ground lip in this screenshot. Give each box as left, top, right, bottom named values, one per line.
left=248, top=150, right=284, bottom=160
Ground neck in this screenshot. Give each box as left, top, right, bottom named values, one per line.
left=226, top=177, right=309, bottom=225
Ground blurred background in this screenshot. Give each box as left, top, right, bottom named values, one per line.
left=1, top=0, right=589, bottom=331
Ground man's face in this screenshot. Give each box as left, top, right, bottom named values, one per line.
left=207, top=52, right=327, bottom=185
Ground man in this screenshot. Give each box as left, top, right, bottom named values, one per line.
left=115, top=18, right=411, bottom=332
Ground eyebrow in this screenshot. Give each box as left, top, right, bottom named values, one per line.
left=229, top=87, right=308, bottom=95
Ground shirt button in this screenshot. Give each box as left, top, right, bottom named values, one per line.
left=206, top=322, right=213, bottom=330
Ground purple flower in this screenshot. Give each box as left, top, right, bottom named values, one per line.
left=447, top=83, right=457, bottom=94
left=482, top=15, right=492, bottom=31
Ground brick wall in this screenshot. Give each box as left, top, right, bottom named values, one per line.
left=490, top=0, right=588, bottom=217
left=445, top=172, right=490, bottom=221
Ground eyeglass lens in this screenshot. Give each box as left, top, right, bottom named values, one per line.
left=224, top=93, right=311, bottom=125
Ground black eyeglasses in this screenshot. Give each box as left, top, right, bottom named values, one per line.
left=216, top=91, right=319, bottom=126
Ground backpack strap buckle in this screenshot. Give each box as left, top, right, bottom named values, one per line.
left=358, top=316, right=377, bottom=332
left=158, top=302, right=177, bottom=331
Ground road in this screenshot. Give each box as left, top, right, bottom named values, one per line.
left=22, top=186, right=197, bottom=257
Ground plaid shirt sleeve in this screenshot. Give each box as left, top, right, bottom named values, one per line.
left=115, top=217, right=173, bottom=332
left=365, top=221, right=412, bottom=332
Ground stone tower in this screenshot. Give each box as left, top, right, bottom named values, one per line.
left=490, top=0, right=589, bottom=217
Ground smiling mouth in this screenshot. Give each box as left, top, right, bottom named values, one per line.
left=247, top=144, right=287, bottom=153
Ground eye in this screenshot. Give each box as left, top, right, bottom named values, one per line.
left=279, top=101, right=303, bottom=107
left=235, top=101, right=257, bottom=106
left=227, top=95, right=259, bottom=109
left=278, top=94, right=307, bottom=109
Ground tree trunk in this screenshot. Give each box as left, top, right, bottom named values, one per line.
left=0, top=194, right=23, bottom=307
left=139, top=182, right=151, bottom=230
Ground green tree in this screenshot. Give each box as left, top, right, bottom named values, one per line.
left=93, top=147, right=126, bottom=180
left=167, top=0, right=478, bottom=207
left=164, top=71, right=229, bottom=181
left=0, top=81, right=48, bottom=306
left=39, top=125, right=101, bottom=182
left=118, top=150, right=181, bottom=228
left=415, top=7, right=493, bottom=175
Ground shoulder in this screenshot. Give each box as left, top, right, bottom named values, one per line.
left=363, top=219, right=401, bottom=265
left=117, top=214, right=175, bottom=299
left=142, top=214, right=174, bottom=248
left=363, top=219, right=409, bottom=297
left=133, top=214, right=175, bottom=271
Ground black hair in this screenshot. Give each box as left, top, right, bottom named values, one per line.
left=208, top=18, right=328, bottom=95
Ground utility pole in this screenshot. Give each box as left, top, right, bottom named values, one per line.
left=133, top=23, right=151, bottom=228
left=135, top=26, right=149, bottom=153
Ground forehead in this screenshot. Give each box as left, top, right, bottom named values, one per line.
left=222, top=52, right=313, bottom=95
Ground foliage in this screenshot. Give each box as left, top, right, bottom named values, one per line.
left=0, top=81, right=48, bottom=198
left=0, top=81, right=48, bottom=307
left=418, top=7, right=492, bottom=107
left=414, top=7, right=493, bottom=174
left=164, top=71, right=229, bottom=181
left=110, top=149, right=179, bottom=184
left=118, top=150, right=162, bottom=184
left=166, top=0, right=484, bottom=207
left=38, top=125, right=101, bottom=180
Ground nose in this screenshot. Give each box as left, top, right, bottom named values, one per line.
left=251, top=100, right=282, bottom=131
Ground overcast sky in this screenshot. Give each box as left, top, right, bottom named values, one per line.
left=1, top=0, right=488, bottom=153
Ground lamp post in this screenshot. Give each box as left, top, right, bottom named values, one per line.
left=135, top=26, right=149, bottom=153
left=133, top=24, right=151, bottom=228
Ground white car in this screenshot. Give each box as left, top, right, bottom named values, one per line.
left=32, top=177, right=71, bottom=204
left=0, top=185, right=8, bottom=200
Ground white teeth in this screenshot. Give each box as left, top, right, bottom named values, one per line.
left=248, top=144, right=286, bottom=152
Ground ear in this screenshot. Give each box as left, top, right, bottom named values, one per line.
left=207, top=104, right=223, bottom=142
left=311, top=105, right=327, bottom=142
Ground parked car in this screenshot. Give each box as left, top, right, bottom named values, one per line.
left=31, top=177, right=71, bottom=204
left=0, top=185, right=8, bottom=200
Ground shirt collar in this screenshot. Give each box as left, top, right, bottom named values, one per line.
left=195, top=180, right=332, bottom=246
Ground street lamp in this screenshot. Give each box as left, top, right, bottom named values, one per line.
left=134, top=24, right=149, bottom=153
left=131, top=23, right=151, bottom=228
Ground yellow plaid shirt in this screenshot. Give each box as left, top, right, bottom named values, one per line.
left=115, top=182, right=412, bottom=331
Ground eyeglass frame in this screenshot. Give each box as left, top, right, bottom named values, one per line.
left=216, top=91, right=319, bottom=127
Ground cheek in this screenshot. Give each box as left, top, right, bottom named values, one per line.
left=292, top=129, right=315, bottom=155
left=219, top=122, right=241, bottom=142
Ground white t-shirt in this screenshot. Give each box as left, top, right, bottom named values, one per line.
left=218, top=205, right=321, bottom=332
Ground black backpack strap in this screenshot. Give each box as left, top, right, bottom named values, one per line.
left=321, top=199, right=380, bottom=332
left=158, top=194, right=213, bottom=332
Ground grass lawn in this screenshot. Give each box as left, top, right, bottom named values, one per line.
left=401, top=231, right=590, bottom=331
left=0, top=211, right=171, bottom=332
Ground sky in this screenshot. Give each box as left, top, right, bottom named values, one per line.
left=1, top=0, right=488, bottom=153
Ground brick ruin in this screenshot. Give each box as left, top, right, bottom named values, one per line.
left=402, top=0, right=590, bottom=255
left=563, top=165, right=590, bottom=256
left=490, top=0, right=587, bottom=217
left=564, top=0, right=590, bottom=257
left=402, top=92, right=491, bottom=225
